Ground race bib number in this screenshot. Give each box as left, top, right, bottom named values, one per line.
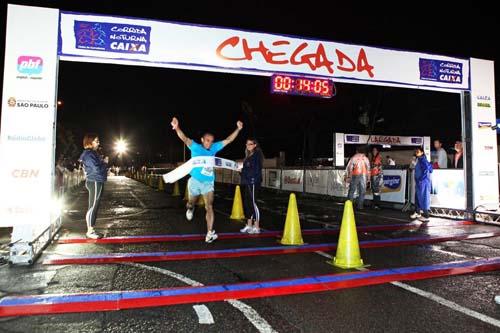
left=201, top=166, right=213, bottom=176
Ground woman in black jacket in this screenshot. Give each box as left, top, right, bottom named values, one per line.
left=240, top=138, right=264, bottom=234
left=79, top=133, right=108, bottom=239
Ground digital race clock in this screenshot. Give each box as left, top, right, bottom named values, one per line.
left=270, top=74, right=335, bottom=98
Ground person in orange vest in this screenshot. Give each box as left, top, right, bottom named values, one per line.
left=370, top=146, right=383, bottom=210
left=346, top=146, right=371, bottom=210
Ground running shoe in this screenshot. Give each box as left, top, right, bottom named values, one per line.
left=86, top=230, right=103, bottom=239
left=240, top=225, right=253, bottom=233
left=205, top=230, right=218, bottom=243
left=186, top=206, right=194, bottom=221
left=249, top=227, right=261, bottom=234
left=410, top=212, right=421, bottom=220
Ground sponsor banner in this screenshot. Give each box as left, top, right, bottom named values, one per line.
left=365, top=169, right=407, bottom=204
left=431, top=170, right=466, bottom=210
left=419, top=58, right=464, bottom=85
left=327, top=169, right=348, bottom=197
left=282, top=170, right=303, bottom=192
left=305, top=170, right=329, bottom=195
left=0, top=5, right=59, bottom=228
left=470, top=59, right=499, bottom=209
left=344, top=134, right=424, bottom=146
left=59, top=12, right=469, bottom=90
left=74, top=21, right=151, bottom=54
left=333, top=133, right=344, bottom=167
left=265, top=169, right=281, bottom=189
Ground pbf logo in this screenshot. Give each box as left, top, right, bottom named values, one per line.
left=17, top=56, right=43, bottom=75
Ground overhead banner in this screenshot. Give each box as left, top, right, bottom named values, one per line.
left=344, top=134, right=424, bottom=146
left=0, top=5, right=59, bottom=229
left=59, top=12, right=469, bottom=90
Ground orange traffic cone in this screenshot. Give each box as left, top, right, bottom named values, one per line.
left=280, top=193, right=304, bottom=245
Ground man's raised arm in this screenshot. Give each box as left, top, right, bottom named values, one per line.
left=171, top=117, right=192, bottom=147
left=222, top=121, right=243, bottom=146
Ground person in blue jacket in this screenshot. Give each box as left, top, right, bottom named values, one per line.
left=240, top=138, right=264, bottom=234
left=79, top=133, right=108, bottom=239
left=410, top=146, right=433, bottom=222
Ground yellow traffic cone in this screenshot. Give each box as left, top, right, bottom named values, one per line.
left=172, top=181, right=180, bottom=197
left=148, top=175, right=153, bottom=187
left=280, top=193, right=304, bottom=245
left=332, top=200, right=364, bottom=269
left=230, top=185, right=245, bottom=220
left=158, top=176, right=165, bottom=191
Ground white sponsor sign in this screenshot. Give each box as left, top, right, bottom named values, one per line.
left=334, top=133, right=345, bottom=167
left=281, top=170, right=304, bottom=192
left=305, top=169, right=329, bottom=195
left=365, top=169, right=407, bottom=204
left=59, top=12, right=469, bottom=90
left=265, top=169, right=281, bottom=189
left=431, top=169, right=466, bottom=210
left=470, top=59, right=499, bottom=209
left=0, top=5, right=59, bottom=229
left=327, top=169, right=349, bottom=197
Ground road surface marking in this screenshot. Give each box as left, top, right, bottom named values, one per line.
left=314, top=251, right=500, bottom=329
left=123, top=262, right=276, bottom=333
left=192, top=305, right=214, bottom=324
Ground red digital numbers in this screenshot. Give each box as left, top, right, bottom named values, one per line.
left=274, top=75, right=292, bottom=91
left=271, top=74, right=334, bottom=98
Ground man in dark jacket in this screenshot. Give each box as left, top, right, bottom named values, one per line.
left=410, top=147, right=433, bottom=222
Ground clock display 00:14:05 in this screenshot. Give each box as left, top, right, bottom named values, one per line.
left=272, top=75, right=334, bottom=97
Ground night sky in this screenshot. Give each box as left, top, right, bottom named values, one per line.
left=1, top=1, right=498, bottom=165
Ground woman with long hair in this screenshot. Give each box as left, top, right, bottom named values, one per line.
left=240, top=138, right=264, bottom=234
left=79, top=133, right=108, bottom=239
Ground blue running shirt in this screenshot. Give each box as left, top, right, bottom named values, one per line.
left=188, top=141, right=225, bottom=182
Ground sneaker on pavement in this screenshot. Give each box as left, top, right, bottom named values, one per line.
left=86, top=230, right=103, bottom=239
left=205, top=230, right=218, bottom=243
left=240, top=225, right=252, bottom=233
left=410, top=212, right=421, bottom=220
left=186, top=207, right=194, bottom=221
left=249, top=227, right=261, bottom=234
left=418, top=215, right=430, bottom=222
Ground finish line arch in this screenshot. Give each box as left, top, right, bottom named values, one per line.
left=0, top=5, right=497, bottom=263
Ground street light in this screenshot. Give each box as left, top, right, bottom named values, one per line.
left=114, top=138, right=128, bottom=155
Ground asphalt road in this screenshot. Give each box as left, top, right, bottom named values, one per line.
left=1, top=176, right=499, bottom=333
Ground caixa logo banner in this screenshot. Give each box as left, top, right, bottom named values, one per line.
left=74, top=21, right=151, bottom=54
left=383, top=175, right=401, bottom=192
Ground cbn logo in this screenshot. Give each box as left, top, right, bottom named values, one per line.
left=17, top=56, right=43, bottom=75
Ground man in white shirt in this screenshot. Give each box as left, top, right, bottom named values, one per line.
left=433, top=139, right=448, bottom=168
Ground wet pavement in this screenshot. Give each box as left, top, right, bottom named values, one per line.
left=1, top=176, right=500, bottom=332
